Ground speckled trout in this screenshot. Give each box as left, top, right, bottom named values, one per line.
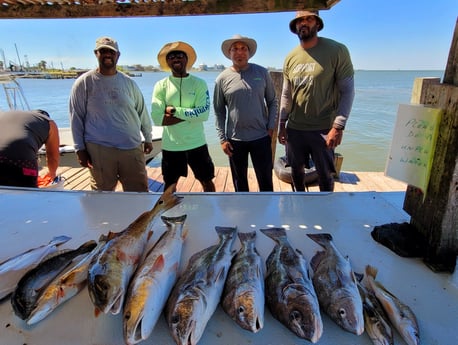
left=11, top=240, right=97, bottom=320
left=262, top=227, right=323, bottom=343
left=307, top=233, right=364, bottom=335
left=221, top=230, right=265, bottom=333
left=356, top=272, right=393, bottom=345
left=0, top=235, right=71, bottom=300
left=87, top=185, right=182, bottom=315
left=364, top=265, right=420, bottom=345
left=123, top=214, right=187, bottom=345
left=26, top=236, right=108, bottom=325
left=165, top=226, right=237, bottom=345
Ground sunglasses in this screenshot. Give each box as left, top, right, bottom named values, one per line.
left=166, top=52, right=187, bottom=60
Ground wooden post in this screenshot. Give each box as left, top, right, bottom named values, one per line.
left=270, top=71, right=283, bottom=165
left=403, top=19, right=458, bottom=272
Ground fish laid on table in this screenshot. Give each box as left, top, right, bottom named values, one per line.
left=356, top=273, right=393, bottom=345
left=87, top=185, right=182, bottom=315
left=123, top=214, right=187, bottom=345
left=165, top=226, right=237, bottom=345
left=307, top=233, right=364, bottom=335
left=261, top=227, right=323, bottom=343
left=26, top=236, right=108, bottom=325
left=11, top=240, right=97, bottom=320
left=364, top=265, right=420, bottom=345
left=221, top=230, right=265, bottom=333
left=0, top=235, right=71, bottom=300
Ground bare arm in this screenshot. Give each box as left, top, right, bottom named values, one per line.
left=45, top=120, right=60, bottom=178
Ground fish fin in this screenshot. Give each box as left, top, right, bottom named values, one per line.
left=237, top=230, right=256, bottom=243
left=161, top=214, right=187, bottom=225
left=306, top=233, right=333, bottom=248
left=151, top=254, right=165, bottom=273
left=215, top=226, right=237, bottom=239
left=260, top=227, right=287, bottom=244
left=354, top=272, right=364, bottom=283
left=365, top=265, right=378, bottom=279
left=106, top=231, right=120, bottom=241
left=49, top=235, right=72, bottom=246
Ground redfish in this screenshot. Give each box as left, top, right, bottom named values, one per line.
left=87, top=185, right=182, bottom=315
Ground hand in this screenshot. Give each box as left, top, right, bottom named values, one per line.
left=76, top=149, right=93, bottom=168
left=278, top=127, right=287, bottom=145
left=165, top=106, right=176, bottom=117
left=143, top=142, right=153, bottom=154
left=326, top=128, right=344, bottom=149
left=221, top=141, right=233, bottom=157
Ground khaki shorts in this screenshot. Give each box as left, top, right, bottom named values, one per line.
left=86, top=142, right=148, bottom=192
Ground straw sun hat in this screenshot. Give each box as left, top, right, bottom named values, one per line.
left=157, top=41, right=197, bottom=72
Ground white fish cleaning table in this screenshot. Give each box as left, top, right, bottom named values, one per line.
left=0, top=187, right=457, bottom=345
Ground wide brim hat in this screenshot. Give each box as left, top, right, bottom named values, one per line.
left=289, top=10, right=324, bottom=33
left=221, top=34, right=257, bottom=59
left=157, top=41, right=197, bottom=72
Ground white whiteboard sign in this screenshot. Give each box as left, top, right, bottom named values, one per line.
left=385, top=104, right=442, bottom=191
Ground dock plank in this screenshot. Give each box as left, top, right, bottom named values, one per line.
left=42, top=166, right=407, bottom=193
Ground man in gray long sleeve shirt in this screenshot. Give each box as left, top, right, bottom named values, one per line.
left=69, top=36, right=153, bottom=192
left=278, top=11, right=355, bottom=192
left=214, top=34, right=278, bottom=192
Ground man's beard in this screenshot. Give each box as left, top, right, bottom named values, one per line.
left=298, top=25, right=319, bottom=41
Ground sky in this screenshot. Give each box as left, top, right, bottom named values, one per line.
left=0, top=0, right=457, bottom=71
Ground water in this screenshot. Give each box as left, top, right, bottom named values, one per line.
left=12, top=70, right=444, bottom=171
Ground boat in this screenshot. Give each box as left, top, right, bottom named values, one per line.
left=0, top=73, right=163, bottom=168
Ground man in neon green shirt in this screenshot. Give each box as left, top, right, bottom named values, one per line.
left=151, top=41, right=215, bottom=192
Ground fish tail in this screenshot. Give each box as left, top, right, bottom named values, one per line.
left=76, top=240, right=98, bottom=254
left=365, top=265, right=378, bottom=279
left=49, top=235, right=72, bottom=246
left=306, top=233, right=333, bottom=248
left=161, top=214, right=187, bottom=226
left=260, top=227, right=287, bottom=244
left=215, top=226, right=237, bottom=240
left=237, top=230, right=256, bottom=243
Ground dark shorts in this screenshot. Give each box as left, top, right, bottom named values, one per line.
left=162, top=145, right=215, bottom=185
left=0, top=162, right=38, bottom=188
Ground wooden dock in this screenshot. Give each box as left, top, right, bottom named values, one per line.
left=45, top=165, right=407, bottom=193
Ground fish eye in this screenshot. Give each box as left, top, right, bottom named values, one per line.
left=124, top=311, right=131, bottom=320
left=289, top=310, right=302, bottom=321
left=237, top=306, right=245, bottom=314
left=338, top=308, right=347, bottom=318
left=171, top=314, right=180, bottom=324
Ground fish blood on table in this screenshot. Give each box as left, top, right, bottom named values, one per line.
left=261, top=227, right=323, bottom=343
left=221, top=230, right=265, bottom=333
left=165, top=225, right=236, bottom=345
left=307, top=233, right=364, bottom=336
left=87, top=185, right=182, bottom=316
left=123, top=214, right=187, bottom=345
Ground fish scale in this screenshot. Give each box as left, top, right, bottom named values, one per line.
left=221, top=230, right=265, bottom=333
left=87, top=185, right=182, bottom=315
left=123, top=214, right=187, bottom=345
left=307, top=232, right=364, bottom=336
left=261, top=227, right=323, bottom=343
left=165, top=225, right=236, bottom=345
